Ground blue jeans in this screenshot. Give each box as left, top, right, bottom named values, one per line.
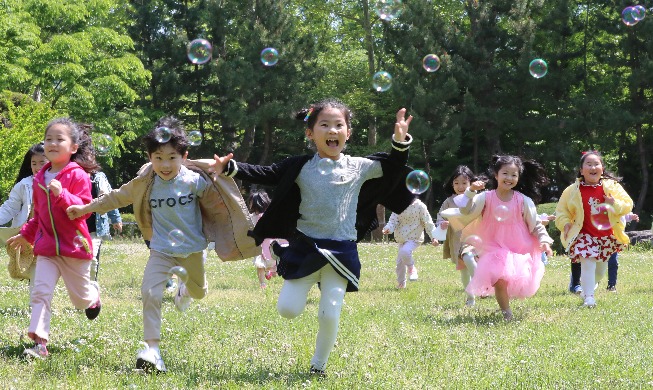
left=607, top=252, right=618, bottom=287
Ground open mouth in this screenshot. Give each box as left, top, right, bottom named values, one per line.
left=326, top=139, right=339, bottom=147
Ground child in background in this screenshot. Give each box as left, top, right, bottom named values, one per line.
left=0, top=143, right=48, bottom=284
left=87, top=170, right=123, bottom=281
left=197, top=99, right=415, bottom=376
left=247, top=190, right=277, bottom=288
left=606, top=212, right=638, bottom=292
left=382, top=197, right=439, bottom=289
left=67, top=117, right=258, bottom=373
left=451, top=155, right=553, bottom=321
left=436, top=165, right=479, bottom=306
left=555, top=151, right=633, bottom=308
left=7, top=119, right=102, bottom=358
left=538, top=213, right=556, bottom=265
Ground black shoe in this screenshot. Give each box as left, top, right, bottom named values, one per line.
left=85, top=282, right=101, bottom=320
left=309, top=366, right=326, bottom=377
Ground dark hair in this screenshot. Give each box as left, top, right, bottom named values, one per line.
left=143, top=116, right=189, bottom=155
left=443, top=165, right=476, bottom=196
left=247, top=190, right=271, bottom=214
left=295, top=99, right=353, bottom=131
left=14, top=143, right=45, bottom=185
left=44, top=118, right=100, bottom=173
left=487, top=155, right=550, bottom=204
left=577, top=150, right=621, bottom=182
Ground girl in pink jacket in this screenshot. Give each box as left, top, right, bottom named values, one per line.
left=7, top=118, right=102, bottom=359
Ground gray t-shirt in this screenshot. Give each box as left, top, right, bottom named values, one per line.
left=149, top=166, right=209, bottom=257
left=295, top=153, right=383, bottom=241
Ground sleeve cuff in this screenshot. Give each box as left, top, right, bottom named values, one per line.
left=224, top=160, right=238, bottom=177
left=464, top=187, right=476, bottom=198
left=391, top=134, right=412, bottom=151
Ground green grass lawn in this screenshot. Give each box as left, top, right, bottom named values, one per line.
left=1, top=240, right=653, bottom=389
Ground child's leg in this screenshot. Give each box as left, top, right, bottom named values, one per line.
left=595, top=260, right=608, bottom=287
left=277, top=270, right=321, bottom=319
left=257, top=267, right=267, bottom=286
left=570, top=261, right=581, bottom=291
left=607, top=253, right=618, bottom=288
left=580, top=258, right=597, bottom=299
left=396, top=241, right=419, bottom=284
left=141, top=250, right=177, bottom=345
left=461, top=252, right=477, bottom=277
left=177, top=251, right=207, bottom=300
left=494, top=279, right=512, bottom=320
left=28, top=256, right=61, bottom=343
left=58, top=255, right=99, bottom=310
left=311, top=264, right=348, bottom=372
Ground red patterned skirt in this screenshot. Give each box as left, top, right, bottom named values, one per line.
left=569, top=233, right=624, bottom=262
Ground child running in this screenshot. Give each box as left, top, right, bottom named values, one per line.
left=7, top=118, right=102, bottom=358
left=450, top=155, right=553, bottom=320
left=0, top=143, right=48, bottom=283
left=436, top=165, right=479, bottom=306
left=382, top=197, right=439, bottom=289
left=555, top=150, right=633, bottom=307
left=197, top=98, right=415, bottom=376
left=67, top=117, right=258, bottom=373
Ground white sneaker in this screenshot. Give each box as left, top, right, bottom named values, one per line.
left=408, top=266, right=418, bottom=281
left=465, top=297, right=476, bottom=307
left=583, top=295, right=596, bottom=308
left=136, top=345, right=166, bottom=373
left=174, top=282, right=192, bottom=312
left=23, top=343, right=49, bottom=359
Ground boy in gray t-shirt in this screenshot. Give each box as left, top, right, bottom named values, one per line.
left=67, top=117, right=208, bottom=374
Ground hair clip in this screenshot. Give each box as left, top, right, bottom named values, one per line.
left=581, top=150, right=598, bottom=156
left=304, top=107, right=314, bottom=122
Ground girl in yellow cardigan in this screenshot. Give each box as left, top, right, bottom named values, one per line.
left=555, top=151, right=633, bottom=308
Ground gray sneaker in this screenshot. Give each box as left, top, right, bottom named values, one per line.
left=136, top=346, right=167, bottom=373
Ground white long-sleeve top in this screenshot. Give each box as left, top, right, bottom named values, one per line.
left=0, top=176, right=34, bottom=227
left=384, top=198, right=437, bottom=243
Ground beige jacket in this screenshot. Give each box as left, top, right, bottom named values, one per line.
left=84, top=162, right=260, bottom=261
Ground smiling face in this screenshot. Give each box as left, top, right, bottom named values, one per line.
left=31, top=153, right=48, bottom=176
left=580, top=154, right=603, bottom=185
left=305, top=106, right=351, bottom=160
left=452, top=175, right=471, bottom=195
left=44, top=124, right=78, bottom=172
left=149, top=143, right=188, bottom=181
left=495, top=163, right=520, bottom=192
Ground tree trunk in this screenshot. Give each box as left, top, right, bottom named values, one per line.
left=259, top=121, right=272, bottom=165
left=634, top=122, right=648, bottom=225
left=362, top=0, right=378, bottom=147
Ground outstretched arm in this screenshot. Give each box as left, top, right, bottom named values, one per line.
left=394, top=108, right=413, bottom=142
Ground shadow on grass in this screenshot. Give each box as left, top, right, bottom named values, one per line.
left=423, top=309, right=516, bottom=326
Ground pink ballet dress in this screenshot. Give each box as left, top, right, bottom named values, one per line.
left=464, top=190, right=545, bottom=298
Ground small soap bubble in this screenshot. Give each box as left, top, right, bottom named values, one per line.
left=590, top=203, right=614, bottom=230
left=94, top=134, right=113, bottom=156
left=188, top=130, right=202, bottom=146
left=494, top=204, right=510, bottom=222
left=406, top=170, right=430, bottom=194
left=73, top=235, right=86, bottom=249
left=372, top=71, right=393, bottom=92
left=633, top=5, right=646, bottom=21
left=168, top=229, right=186, bottom=247
left=154, top=127, right=172, bottom=143
left=374, top=0, right=404, bottom=21
left=529, top=59, right=548, bottom=78
left=168, top=266, right=189, bottom=284
left=422, top=54, right=441, bottom=72
left=317, top=158, right=336, bottom=175
left=621, top=6, right=642, bottom=26
left=260, top=47, right=279, bottom=66
left=187, top=39, right=212, bottom=65
left=327, top=287, right=345, bottom=307
left=463, top=235, right=483, bottom=249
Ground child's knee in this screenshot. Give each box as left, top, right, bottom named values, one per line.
left=277, top=301, right=303, bottom=319
left=141, top=285, right=163, bottom=302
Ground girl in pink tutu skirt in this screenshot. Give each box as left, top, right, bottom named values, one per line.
left=449, top=155, right=553, bottom=321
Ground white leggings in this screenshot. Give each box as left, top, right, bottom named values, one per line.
left=395, top=240, right=421, bottom=283
left=277, top=264, right=348, bottom=371
left=460, top=252, right=477, bottom=299
left=580, top=258, right=608, bottom=298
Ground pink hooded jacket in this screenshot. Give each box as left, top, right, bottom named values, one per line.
left=20, top=161, right=93, bottom=260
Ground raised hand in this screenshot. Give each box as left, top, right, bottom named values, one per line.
left=394, top=108, right=413, bottom=142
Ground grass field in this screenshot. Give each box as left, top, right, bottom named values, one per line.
left=1, top=240, right=653, bottom=389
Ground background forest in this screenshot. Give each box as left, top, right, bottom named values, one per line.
left=1, top=0, right=651, bottom=229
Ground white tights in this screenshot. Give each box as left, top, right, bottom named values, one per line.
left=277, top=264, right=347, bottom=371
left=460, top=252, right=477, bottom=299
left=579, top=258, right=608, bottom=298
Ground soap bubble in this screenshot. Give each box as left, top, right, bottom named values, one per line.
left=529, top=59, right=548, bottom=78
left=590, top=203, right=614, bottom=230
left=372, top=71, right=393, bottom=92
left=621, top=6, right=643, bottom=26
left=422, top=54, right=441, bottom=72
left=260, top=47, right=279, bottom=66
left=94, top=134, right=113, bottom=156
left=168, top=229, right=186, bottom=247
left=406, top=170, right=430, bottom=194
left=317, top=158, right=336, bottom=175
left=154, top=127, right=172, bottom=143
left=494, top=204, right=510, bottom=222
left=187, top=39, right=212, bottom=65
left=327, top=287, right=345, bottom=307
left=73, top=235, right=86, bottom=249
left=633, top=5, right=646, bottom=21
left=463, top=235, right=483, bottom=249
left=188, top=130, right=202, bottom=146
left=374, top=0, right=404, bottom=21
left=168, top=266, right=189, bottom=284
